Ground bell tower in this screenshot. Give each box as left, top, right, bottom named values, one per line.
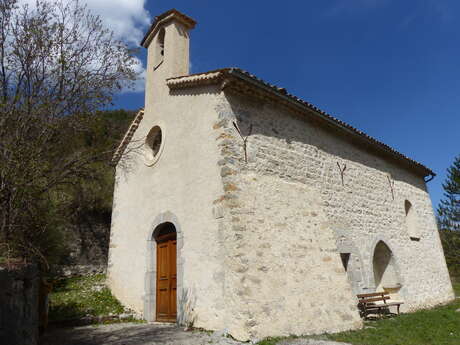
left=141, top=9, right=196, bottom=110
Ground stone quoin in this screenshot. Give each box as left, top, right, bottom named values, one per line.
left=107, top=9, right=454, bottom=342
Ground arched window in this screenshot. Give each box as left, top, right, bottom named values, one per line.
left=405, top=200, right=420, bottom=240
left=154, top=28, right=165, bottom=70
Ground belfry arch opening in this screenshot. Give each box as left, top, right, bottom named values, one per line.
left=154, top=28, right=165, bottom=69
left=153, top=222, right=177, bottom=322
left=373, top=241, right=401, bottom=294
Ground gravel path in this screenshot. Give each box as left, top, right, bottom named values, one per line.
left=40, top=322, right=350, bottom=345
left=41, top=323, right=244, bottom=345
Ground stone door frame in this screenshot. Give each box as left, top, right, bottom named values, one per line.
left=144, top=211, right=184, bottom=323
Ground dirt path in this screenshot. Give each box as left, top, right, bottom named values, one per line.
left=40, top=322, right=350, bottom=345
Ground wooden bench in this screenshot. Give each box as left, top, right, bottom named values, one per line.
left=357, top=292, right=404, bottom=319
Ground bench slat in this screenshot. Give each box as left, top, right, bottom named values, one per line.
left=357, top=292, right=389, bottom=298
left=360, top=302, right=403, bottom=309
left=359, top=296, right=390, bottom=304
left=384, top=302, right=404, bottom=307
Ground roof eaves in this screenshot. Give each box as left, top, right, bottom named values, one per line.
left=167, top=68, right=435, bottom=178
left=167, top=69, right=227, bottom=89
left=111, top=108, right=145, bottom=166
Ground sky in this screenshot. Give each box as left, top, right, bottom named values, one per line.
left=30, top=0, right=460, bottom=211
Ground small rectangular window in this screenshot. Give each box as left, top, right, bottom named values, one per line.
left=340, top=253, right=350, bottom=271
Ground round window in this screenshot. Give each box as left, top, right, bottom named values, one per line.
left=144, top=126, right=163, bottom=166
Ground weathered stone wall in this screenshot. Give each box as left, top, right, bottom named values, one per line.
left=0, top=264, right=39, bottom=345
left=220, top=90, right=453, bottom=316
left=212, top=98, right=362, bottom=341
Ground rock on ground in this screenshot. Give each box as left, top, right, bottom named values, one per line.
left=40, top=322, right=350, bottom=345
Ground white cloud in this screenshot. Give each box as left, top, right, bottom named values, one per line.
left=19, top=0, right=151, bottom=44
left=85, top=0, right=150, bottom=92
left=82, top=0, right=151, bottom=45
left=18, top=0, right=150, bottom=92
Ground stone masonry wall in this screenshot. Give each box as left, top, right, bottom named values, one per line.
left=0, top=264, right=39, bottom=345
left=211, top=98, right=363, bottom=341
left=220, top=90, right=453, bottom=316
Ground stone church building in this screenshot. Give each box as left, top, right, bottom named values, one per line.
left=108, top=9, right=454, bottom=341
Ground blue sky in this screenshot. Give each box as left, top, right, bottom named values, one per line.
left=113, top=0, right=460, bottom=211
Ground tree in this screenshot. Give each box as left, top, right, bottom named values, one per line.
left=60, top=109, right=134, bottom=267
left=439, top=230, right=460, bottom=278
left=438, top=155, right=460, bottom=231
left=438, top=155, right=460, bottom=278
left=0, top=0, right=138, bottom=267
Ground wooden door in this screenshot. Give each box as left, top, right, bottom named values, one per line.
left=156, top=234, right=177, bottom=322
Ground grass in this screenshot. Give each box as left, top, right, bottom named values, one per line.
left=256, top=336, right=298, bottom=345
left=326, top=297, right=460, bottom=345
left=48, top=274, right=134, bottom=323
left=256, top=282, right=460, bottom=345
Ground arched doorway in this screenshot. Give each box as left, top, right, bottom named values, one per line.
left=154, top=222, right=177, bottom=322
left=373, top=241, right=401, bottom=295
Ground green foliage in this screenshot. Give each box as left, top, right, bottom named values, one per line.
left=438, top=155, right=460, bottom=231
left=0, top=108, right=134, bottom=267
left=0, top=0, right=138, bottom=268
left=53, top=109, right=135, bottom=265
left=440, top=230, right=460, bottom=279
left=49, top=274, right=126, bottom=322
left=64, top=109, right=135, bottom=216
left=453, top=281, right=460, bottom=296
left=437, top=155, right=460, bottom=279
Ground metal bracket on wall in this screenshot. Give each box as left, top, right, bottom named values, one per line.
left=233, top=121, right=253, bottom=163
left=387, top=175, right=395, bottom=200
left=153, top=59, right=163, bottom=71
left=337, top=162, right=347, bottom=186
